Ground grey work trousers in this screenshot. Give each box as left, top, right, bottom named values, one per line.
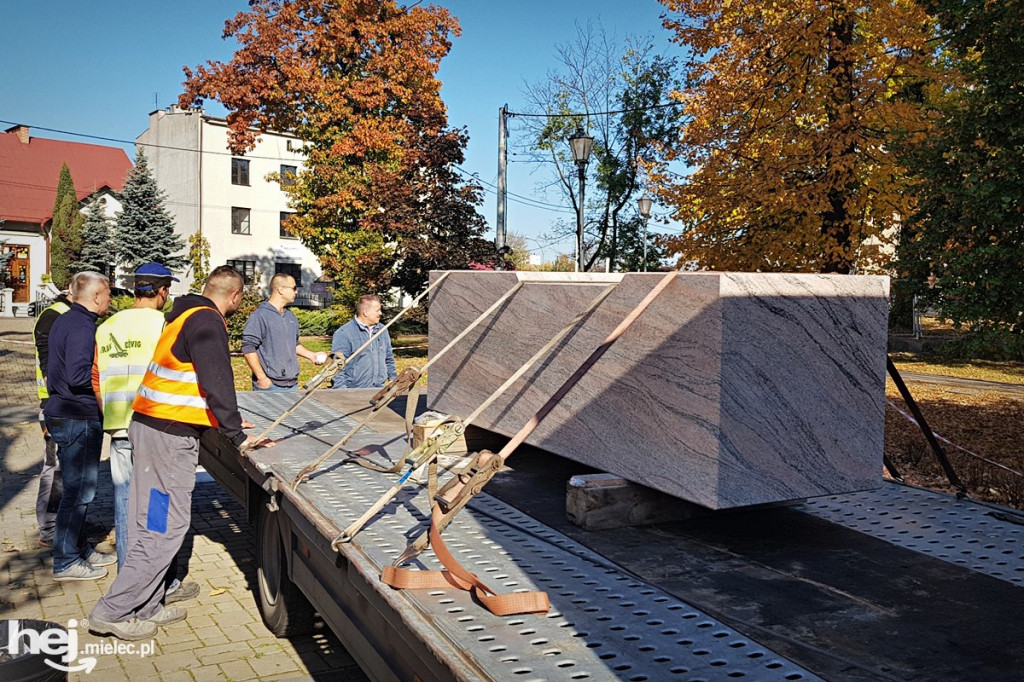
left=91, top=420, right=197, bottom=622
left=36, top=409, right=59, bottom=543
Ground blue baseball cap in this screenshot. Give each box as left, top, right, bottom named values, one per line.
left=135, top=262, right=180, bottom=282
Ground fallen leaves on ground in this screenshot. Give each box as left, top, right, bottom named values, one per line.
left=885, top=378, right=1024, bottom=509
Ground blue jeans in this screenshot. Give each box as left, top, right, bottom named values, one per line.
left=109, top=437, right=133, bottom=569
left=44, top=416, right=103, bottom=573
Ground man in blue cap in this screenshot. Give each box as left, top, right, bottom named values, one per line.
left=91, top=263, right=199, bottom=602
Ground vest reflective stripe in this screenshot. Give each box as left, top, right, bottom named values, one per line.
left=97, top=364, right=152, bottom=382
left=95, top=308, right=166, bottom=431
left=34, top=300, right=71, bottom=400
left=143, top=362, right=199, bottom=383
left=132, top=306, right=221, bottom=427
left=136, top=385, right=211, bottom=409
left=102, top=390, right=142, bottom=404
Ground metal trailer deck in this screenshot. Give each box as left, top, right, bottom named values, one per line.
left=200, top=390, right=1024, bottom=682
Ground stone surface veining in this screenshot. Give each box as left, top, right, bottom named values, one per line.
left=427, top=271, right=890, bottom=509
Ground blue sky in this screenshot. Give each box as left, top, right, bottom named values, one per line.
left=1, top=0, right=677, bottom=259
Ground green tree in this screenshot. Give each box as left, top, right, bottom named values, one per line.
left=187, top=232, right=211, bottom=293
left=77, top=198, right=114, bottom=276
left=180, top=0, right=490, bottom=303
left=896, top=0, right=1024, bottom=355
left=522, top=25, right=681, bottom=271
left=115, top=148, right=185, bottom=271
left=612, top=215, right=666, bottom=272
left=0, top=221, right=10, bottom=272
left=49, top=164, right=85, bottom=289
left=653, top=0, right=941, bottom=273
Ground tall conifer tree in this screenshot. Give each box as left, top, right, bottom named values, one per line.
left=49, top=164, right=85, bottom=289
left=115, top=148, right=185, bottom=270
left=77, top=198, right=114, bottom=276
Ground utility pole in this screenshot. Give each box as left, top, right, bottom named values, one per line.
left=496, top=105, right=508, bottom=255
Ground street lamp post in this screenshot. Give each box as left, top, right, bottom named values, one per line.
left=637, top=194, right=653, bottom=272
left=569, top=128, right=594, bottom=272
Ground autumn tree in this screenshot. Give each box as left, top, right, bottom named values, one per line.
left=115, top=149, right=185, bottom=271
left=49, top=164, right=84, bottom=289
left=895, top=0, right=1024, bottom=357
left=180, top=0, right=491, bottom=304
left=76, top=198, right=114, bottom=276
left=521, top=24, right=681, bottom=271
left=652, top=0, right=940, bottom=273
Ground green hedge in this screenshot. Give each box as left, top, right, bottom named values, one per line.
left=292, top=306, right=351, bottom=336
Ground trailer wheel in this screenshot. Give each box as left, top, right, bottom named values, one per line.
left=256, top=497, right=318, bottom=637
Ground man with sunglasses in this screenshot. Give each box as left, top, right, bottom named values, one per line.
left=241, top=272, right=326, bottom=390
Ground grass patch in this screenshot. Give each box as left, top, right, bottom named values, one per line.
left=890, top=353, right=1024, bottom=385
left=231, top=334, right=428, bottom=393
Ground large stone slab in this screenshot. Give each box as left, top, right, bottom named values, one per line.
left=427, top=271, right=889, bottom=510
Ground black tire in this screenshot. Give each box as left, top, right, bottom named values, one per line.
left=0, top=620, right=68, bottom=681
left=255, top=498, right=319, bottom=637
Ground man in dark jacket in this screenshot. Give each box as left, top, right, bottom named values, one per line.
left=43, top=271, right=116, bottom=581
left=88, top=266, right=272, bottom=641
left=33, top=291, right=72, bottom=548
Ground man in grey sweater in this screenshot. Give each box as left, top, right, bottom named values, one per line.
left=241, top=273, right=326, bottom=390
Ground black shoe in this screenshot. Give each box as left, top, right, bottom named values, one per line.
left=84, top=521, right=110, bottom=543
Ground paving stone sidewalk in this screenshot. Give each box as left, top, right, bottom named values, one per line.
left=1, top=317, right=368, bottom=681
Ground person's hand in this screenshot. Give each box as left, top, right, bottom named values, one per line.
left=314, top=352, right=328, bottom=365
left=242, top=436, right=275, bottom=450
left=241, top=418, right=255, bottom=429
left=256, top=376, right=273, bottom=389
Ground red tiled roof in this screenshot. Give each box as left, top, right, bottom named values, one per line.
left=0, top=128, right=133, bottom=225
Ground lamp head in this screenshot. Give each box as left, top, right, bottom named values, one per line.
left=568, top=128, right=594, bottom=165
left=637, top=194, right=654, bottom=219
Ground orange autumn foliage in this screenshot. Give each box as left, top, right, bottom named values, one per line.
left=652, top=0, right=942, bottom=273
left=180, top=0, right=489, bottom=302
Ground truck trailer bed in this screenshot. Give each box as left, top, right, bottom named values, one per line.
left=199, top=390, right=1024, bottom=682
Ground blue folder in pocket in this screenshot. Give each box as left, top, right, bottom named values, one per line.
left=147, top=488, right=170, bottom=534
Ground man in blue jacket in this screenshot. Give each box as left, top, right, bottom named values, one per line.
left=331, top=294, right=397, bottom=389
left=44, top=271, right=116, bottom=581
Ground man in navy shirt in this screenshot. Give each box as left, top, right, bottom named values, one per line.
left=331, top=294, right=397, bottom=389
left=44, top=271, right=116, bottom=581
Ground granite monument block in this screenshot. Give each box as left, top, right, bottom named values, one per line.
left=427, top=271, right=889, bottom=510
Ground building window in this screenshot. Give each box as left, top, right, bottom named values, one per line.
left=275, top=262, right=302, bottom=287
left=231, top=207, right=251, bottom=235
left=231, top=158, right=250, bottom=186
left=280, top=165, right=297, bottom=187
left=280, top=212, right=298, bottom=239
left=226, top=260, right=256, bottom=285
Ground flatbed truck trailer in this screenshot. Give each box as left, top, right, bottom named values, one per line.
left=199, top=389, right=1024, bottom=682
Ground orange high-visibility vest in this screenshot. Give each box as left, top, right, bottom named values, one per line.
left=132, top=306, right=221, bottom=427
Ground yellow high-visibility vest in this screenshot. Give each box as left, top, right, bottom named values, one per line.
left=95, top=307, right=166, bottom=431
left=34, top=300, right=71, bottom=400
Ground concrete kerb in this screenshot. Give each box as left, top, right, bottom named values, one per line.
left=0, top=317, right=368, bottom=681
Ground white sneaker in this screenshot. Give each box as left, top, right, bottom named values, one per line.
left=54, top=560, right=107, bottom=582
left=84, top=549, right=117, bottom=567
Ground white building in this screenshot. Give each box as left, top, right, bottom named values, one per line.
left=138, top=107, right=327, bottom=303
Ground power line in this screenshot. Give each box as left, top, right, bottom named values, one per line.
left=454, top=166, right=574, bottom=214
left=505, top=100, right=683, bottom=119
left=0, top=118, right=303, bottom=162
